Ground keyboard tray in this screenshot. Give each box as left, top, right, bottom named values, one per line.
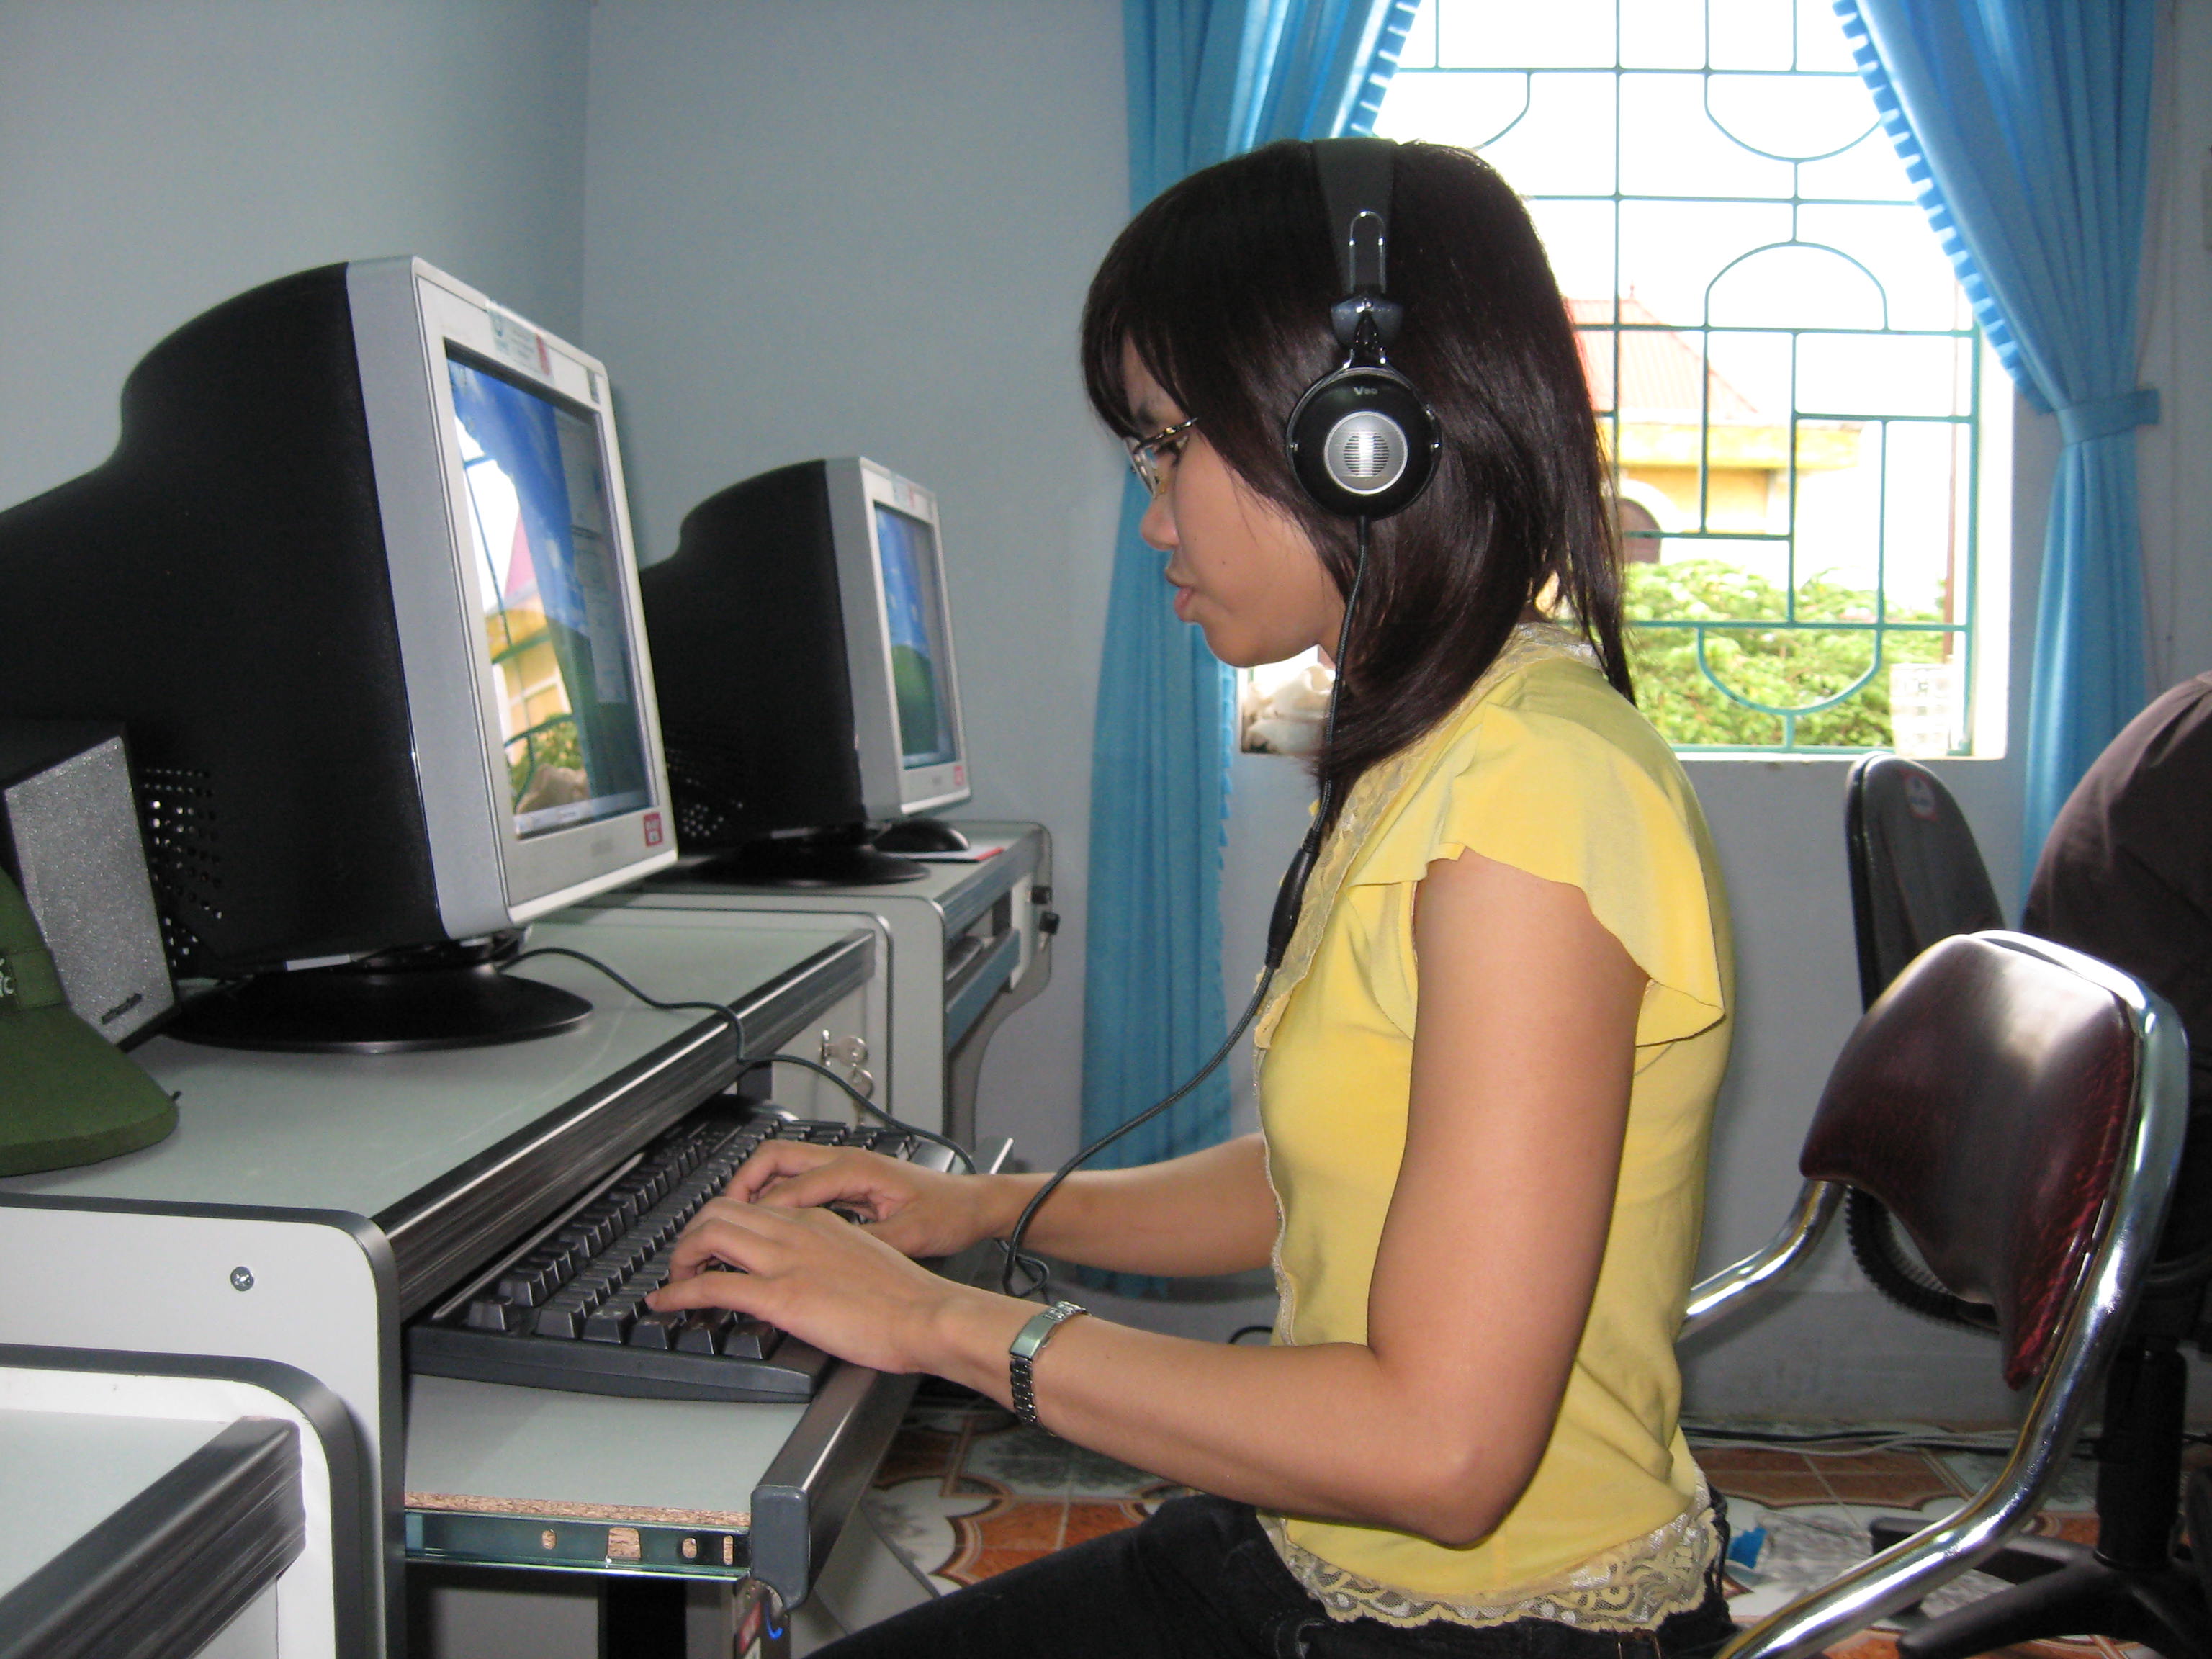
left=405, top=1110, right=954, bottom=1403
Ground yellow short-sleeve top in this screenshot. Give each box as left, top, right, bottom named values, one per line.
left=1252, top=628, right=1734, bottom=1629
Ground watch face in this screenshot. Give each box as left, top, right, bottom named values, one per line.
left=1010, top=1303, right=1085, bottom=1424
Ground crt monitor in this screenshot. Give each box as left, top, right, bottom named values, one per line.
left=0, top=257, right=676, bottom=1050
left=642, top=457, right=971, bottom=886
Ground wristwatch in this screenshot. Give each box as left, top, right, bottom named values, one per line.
left=1008, top=1300, right=1088, bottom=1427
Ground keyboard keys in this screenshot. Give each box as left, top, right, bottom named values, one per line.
left=629, top=1310, right=685, bottom=1349
left=498, top=1261, right=556, bottom=1305
left=723, top=1316, right=778, bottom=1360
left=466, top=1297, right=524, bottom=1333
left=410, top=1115, right=953, bottom=1401
left=583, top=1305, right=636, bottom=1344
left=534, top=1302, right=586, bottom=1339
left=536, top=1241, right=576, bottom=1276
left=675, top=1309, right=732, bottom=1354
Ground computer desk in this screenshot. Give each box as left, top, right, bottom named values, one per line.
left=0, top=909, right=987, bottom=1659
left=594, top=822, right=1056, bottom=1144
left=0, top=1367, right=312, bottom=1658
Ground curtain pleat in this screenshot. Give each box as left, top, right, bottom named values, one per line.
left=1834, top=0, right=2159, bottom=871
left=1077, top=2, right=1418, bottom=1279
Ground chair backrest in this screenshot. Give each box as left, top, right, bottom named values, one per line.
left=1725, top=930, right=2189, bottom=1659
left=1844, top=754, right=2005, bottom=1008
left=1801, top=932, right=2165, bottom=1388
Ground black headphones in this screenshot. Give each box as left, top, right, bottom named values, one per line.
left=1284, top=138, right=1442, bottom=521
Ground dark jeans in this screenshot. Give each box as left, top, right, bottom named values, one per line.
left=815, top=1496, right=1738, bottom=1659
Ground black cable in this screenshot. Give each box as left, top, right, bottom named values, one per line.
left=505, top=943, right=743, bottom=1030
left=998, top=971, right=1275, bottom=1296
left=502, top=944, right=972, bottom=1172
left=732, top=1054, right=975, bottom=1175
left=997, top=520, right=1375, bottom=1298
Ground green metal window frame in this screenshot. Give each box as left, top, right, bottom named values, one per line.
left=1380, top=0, right=1984, bottom=755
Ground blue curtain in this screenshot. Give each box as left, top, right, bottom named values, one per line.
left=1079, top=1, right=1418, bottom=1198
left=1834, top=0, right=2160, bottom=868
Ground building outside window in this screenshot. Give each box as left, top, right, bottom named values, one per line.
left=1241, top=0, right=2004, bottom=758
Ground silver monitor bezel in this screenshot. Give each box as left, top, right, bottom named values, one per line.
left=349, top=257, right=675, bottom=939
left=825, top=459, right=971, bottom=822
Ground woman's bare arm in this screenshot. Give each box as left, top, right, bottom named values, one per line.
left=723, top=1133, right=1280, bottom=1278
left=654, top=848, right=1645, bottom=1545
left=984, top=1135, right=1279, bottom=1277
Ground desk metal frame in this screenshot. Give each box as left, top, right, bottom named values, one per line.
left=0, top=916, right=907, bottom=1657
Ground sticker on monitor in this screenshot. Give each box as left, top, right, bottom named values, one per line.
left=448, top=349, right=655, bottom=840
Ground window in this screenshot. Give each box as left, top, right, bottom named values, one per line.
left=1242, top=0, right=2002, bottom=757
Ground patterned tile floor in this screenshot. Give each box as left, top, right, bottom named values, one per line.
left=863, top=1398, right=2162, bottom=1659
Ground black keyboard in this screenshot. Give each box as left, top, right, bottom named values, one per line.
left=405, top=1110, right=954, bottom=1403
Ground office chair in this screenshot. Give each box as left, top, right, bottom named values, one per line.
left=1843, top=757, right=2212, bottom=1658
left=1843, top=754, right=2005, bottom=1329
left=1686, top=932, right=2190, bottom=1659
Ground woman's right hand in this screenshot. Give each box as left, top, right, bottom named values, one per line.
left=722, top=1141, right=1012, bottom=1261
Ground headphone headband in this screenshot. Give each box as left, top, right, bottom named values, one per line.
left=1286, top=139, right=1439, bottom=520
left=1314, top=137, right=1398, bottom=296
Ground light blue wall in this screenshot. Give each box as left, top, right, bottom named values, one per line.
left=0, top=0, right=1127, bottom=1170
left=580, top=0, right=1130, bottom=1165
left=0, top=0, right=591, bottom=511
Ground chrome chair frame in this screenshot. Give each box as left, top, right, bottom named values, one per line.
left=1688, top=932, right=2191, bottom=1659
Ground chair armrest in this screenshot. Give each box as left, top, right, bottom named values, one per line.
left=1680, top=1181, right=1840, bottom=1341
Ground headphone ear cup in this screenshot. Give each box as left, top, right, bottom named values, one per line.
left=1285, top=366, right=1439, bottom=519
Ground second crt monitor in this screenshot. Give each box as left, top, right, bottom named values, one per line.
left=642, top=458, right=972, bottom=887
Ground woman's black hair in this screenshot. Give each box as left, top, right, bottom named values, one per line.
left=1081, top=140, right=1631, bottom=814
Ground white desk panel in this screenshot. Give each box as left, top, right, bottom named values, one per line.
left=0, top=1364, right=343, bottom=1658
left=594, top=822, right=1051, bottom=1139
left=0, top=920, right=857, bottom=1220
left=0, top=1412, right=223, bottom=1599
left=405, top=1376, right=802, bottom=1525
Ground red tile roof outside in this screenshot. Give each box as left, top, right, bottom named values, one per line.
left=1570, top=295, right=1765, bottom=426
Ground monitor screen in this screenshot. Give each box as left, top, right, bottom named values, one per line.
left=446, top=350, right=655, bottom=841
left=872, top=501, right=959, bottom=770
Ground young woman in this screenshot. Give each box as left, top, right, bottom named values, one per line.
left=648, top=138, right=1735, bottom=1658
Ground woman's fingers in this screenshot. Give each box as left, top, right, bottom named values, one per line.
left=666, top=1199, right=788, bottom=1280
left=647, top=1262, right=763, bottom=1314
left=648, top=1201, right=955, bottom=1372
left=750, top=1158, right=907, bottom=1218
left=712, top=1143, right=990, bottom=1261
left=723, top=1139, right=840, bottom=1203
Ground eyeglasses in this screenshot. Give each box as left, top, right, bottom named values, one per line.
left=1123, top=416, right=1199, bottom=496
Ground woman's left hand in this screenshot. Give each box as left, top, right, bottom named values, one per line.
left=645, top=1197, right=966, bottom=1375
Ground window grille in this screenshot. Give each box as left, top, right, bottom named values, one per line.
left=1247, top=0, right=1988, bottom=757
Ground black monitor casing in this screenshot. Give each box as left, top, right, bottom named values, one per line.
left=0, top=260, right=675, bottom=980
left=642, top=458, right=969, bottom=856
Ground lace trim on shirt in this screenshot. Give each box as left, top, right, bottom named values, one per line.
left=1260, top=1488, right=1720, bottom=1632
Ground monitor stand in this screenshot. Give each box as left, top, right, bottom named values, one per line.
left=702, top=827, right=930, bottom=889
left=166, top=934, right=591, bottom=1055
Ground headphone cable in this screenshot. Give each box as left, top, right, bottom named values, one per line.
left=997, top=519, right=1372, bottom=1296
